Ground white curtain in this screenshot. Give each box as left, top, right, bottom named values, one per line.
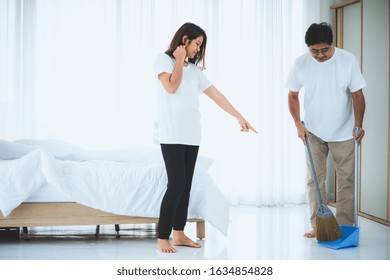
left=0, top=0, right=321, bottom=206
left=0, top=0, right=36, bottom=139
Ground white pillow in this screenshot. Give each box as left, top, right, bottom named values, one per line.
left=14, top=139, right=83, bottom=160
left=0, top=139, right=34, bottom=160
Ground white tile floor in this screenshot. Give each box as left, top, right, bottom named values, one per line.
left=0, top=205, right=389, bottom=260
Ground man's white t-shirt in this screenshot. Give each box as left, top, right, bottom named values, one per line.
left=286, top=47, right=366, bottom=141
left=155, top=53, right=212, bottom=145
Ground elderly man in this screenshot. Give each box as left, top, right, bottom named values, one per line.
left=286, top=22, right=366, bottom=238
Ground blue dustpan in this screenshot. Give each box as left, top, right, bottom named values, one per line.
left=317, top=225, right=359, bottom=249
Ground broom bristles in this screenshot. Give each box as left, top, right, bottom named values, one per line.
left=316, top=215, right=343, bottom=242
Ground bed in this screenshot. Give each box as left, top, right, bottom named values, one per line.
left=0, top=139, right=229, bottom=239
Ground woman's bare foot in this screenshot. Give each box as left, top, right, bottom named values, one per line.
left=303, top=229, right=317, bottom=238
left=157, top=239, right=176, bottom=253
left=171, top=230, right=201, bottom=248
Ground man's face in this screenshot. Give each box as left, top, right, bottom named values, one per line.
left=309, top=43, right=334, bottom=62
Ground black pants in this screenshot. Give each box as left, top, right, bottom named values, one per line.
left=158, top=144, right=199, bottom=239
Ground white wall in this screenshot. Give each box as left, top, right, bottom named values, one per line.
left=360, top=0, right=389, bottom=220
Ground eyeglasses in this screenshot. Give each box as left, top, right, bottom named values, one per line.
left=310, top=47, right=331, bottom=55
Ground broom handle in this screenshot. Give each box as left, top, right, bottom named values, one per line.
left=302, top=122, right=324, bottom=205
left=354, top=127, right=359, bottom=227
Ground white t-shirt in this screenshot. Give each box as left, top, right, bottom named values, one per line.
left=286, top=47, right=366, bottom=141
left=154, top=53, right=212, bottom=145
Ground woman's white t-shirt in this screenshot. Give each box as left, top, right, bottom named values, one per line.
left=155, top=53, right=212, bottom=145
left=286, top=47, right=366, bottom=141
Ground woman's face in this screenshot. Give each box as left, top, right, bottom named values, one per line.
left=185, top=36, right=203, bottom=59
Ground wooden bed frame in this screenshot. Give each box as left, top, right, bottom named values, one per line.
left=0, top=202, right=205, bottom=239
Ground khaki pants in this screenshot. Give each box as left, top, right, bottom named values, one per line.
left=306, top=133, right=355, bottom=228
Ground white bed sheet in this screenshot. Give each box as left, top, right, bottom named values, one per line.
left=0, top=139, right=230, bottom=235
left=25, top=183, right=73, bottom=202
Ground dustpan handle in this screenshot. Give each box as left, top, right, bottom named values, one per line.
left=302, top=122, right=323, bottom=205
left=354, top=127, right=359, bottom=227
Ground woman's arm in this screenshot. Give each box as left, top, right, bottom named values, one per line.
left=158, top=46, right=186, bottom=94
left=204, top=85, right=257, bottom=133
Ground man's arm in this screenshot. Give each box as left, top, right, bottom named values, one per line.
left=351, top=89, right=366, bottom=142
left=288, top=90, right=308, bottom=144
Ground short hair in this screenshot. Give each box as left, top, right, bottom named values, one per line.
left=165, top=22, right=207, bottom=69
left=305, top=22, right=333, bottom=46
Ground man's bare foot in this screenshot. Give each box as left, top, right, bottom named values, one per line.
left=157, top=239, right=176, bottom=253
left=303, top=229, right=317, bottom=238
left=171, top=230, right=201, bottom=248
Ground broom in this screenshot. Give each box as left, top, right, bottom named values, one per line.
left=304, top=132, right=343, bottom=242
